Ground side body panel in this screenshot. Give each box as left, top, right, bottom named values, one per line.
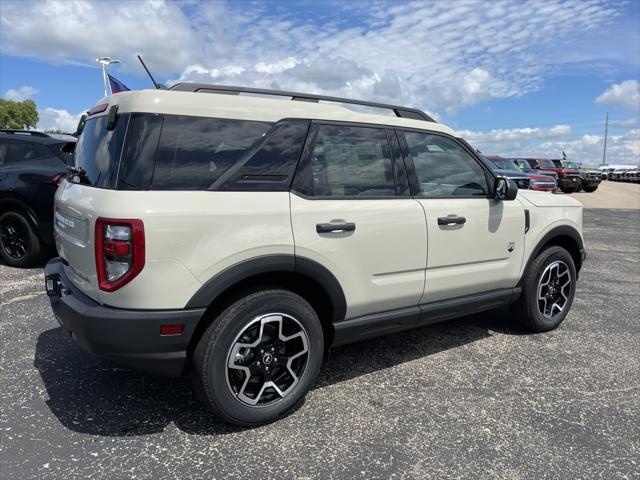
left=417, top=197, right=526, bottom=303
left=55, top=182, right=294, bottom=309
left=290, top=193, right=427, bottom=319
left=516, top=190, right=584, bottom=277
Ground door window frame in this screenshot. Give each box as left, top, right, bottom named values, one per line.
left=395, top=128, right=497, bottom=199
left=291, top=120, right=412, bottom=200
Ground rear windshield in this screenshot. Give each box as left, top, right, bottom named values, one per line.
left=73, top=115, right=127, bottom=188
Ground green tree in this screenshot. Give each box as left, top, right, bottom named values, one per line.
left=0, top=99, right=39, bottom=129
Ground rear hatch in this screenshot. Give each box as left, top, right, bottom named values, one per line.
left=54, top=108, right=128, bottom=302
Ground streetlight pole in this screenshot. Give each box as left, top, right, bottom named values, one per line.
left=602, top=111, right=608, bottom=166
left=96, top=57, right=121, bottom=97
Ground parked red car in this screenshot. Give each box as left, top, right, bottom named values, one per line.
left=515, top=158, right=579, bottom=193
left=485, top=156, right=557, bottom=192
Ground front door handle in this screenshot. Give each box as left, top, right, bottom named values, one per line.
left=437, top=215, right=466, bottom=226
left=316, top=222, right=356, bottom=233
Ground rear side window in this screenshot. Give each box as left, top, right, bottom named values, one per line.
left=0, top=141, right=8, bottom=166
left=152, top=116, right=271, bottom=190
left=216, top=119, right=309, bottom=191
left=74, top=115, right=128, bottom=188
left=301, top=124, right=397, bottom=197
left=10, top=141, right=51, bottom=162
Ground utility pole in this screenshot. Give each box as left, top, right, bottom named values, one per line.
left=602, top=111, right=608, bottom=165
left=96, top=57, right=120, bottom=97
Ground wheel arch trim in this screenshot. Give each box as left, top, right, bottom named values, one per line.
left=527, top=225, right=585, bottom=275
left=185, top=254, right=347, bottom=322
left=0, top=196, right=41, bottom=230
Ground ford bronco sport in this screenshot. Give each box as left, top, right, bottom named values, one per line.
left=45, top=85, right=585, bottom=426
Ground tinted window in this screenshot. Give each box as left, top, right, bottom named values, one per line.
left=0, top=142, right=8, bottom=166
left=305, top=124, right=396, bottom=197
left=74, top=115, right=128, bottom=188
left=487, top=157, right=520, bottom=172
left=152, top=116, right=271, bottom=190
left=10, top=141, right=50, bottom=162
left=218, top=120, right=309, bottom=191
left=117, top=113, right=163, bottom=190
left=402, top=132, right=489, bottom=197
left=537, top=159, right=556, bottom=168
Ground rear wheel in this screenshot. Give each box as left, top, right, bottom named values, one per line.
left=0, top=210, right=44, bottom=267
left=583, top=185, right=598, bottom=193
left=510, top=246, right=577, bottom=332
left=192, top=289, right=323, bottom=426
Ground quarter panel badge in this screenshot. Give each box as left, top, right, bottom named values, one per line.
left=507, top=242, right=515, bottom=253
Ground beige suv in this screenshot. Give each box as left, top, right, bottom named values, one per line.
left=45, top=84, right=585, bottom=426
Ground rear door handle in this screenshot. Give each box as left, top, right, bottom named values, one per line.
left=437, top=215, right=466, bottom=226
left=316, top=222, right=356, bottom=233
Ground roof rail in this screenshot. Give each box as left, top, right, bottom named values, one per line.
left=169, top=83, right=436, bottom=122
left=0, top=129, right=50, bottom=137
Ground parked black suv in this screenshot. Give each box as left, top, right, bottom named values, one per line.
left=0, top=130, right=75, bottom=267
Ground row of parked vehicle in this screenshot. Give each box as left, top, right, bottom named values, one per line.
left=482, top=156, right=601, bottom=193
left=600, top=165, right=640, bottom=182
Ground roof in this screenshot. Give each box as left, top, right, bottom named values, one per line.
left=0, top=130, right=71, bottom=145
left=95, top=89, right=459, bottom=137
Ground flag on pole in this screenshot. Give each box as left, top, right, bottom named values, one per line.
left=107, top=73, right=130, bottom=94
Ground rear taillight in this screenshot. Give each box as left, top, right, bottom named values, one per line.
left=95, top=218, right=145, bottom=292
left=51, top=174, right=65, bottom=185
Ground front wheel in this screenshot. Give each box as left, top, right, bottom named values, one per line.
left=583, top=185, right=598, bottom=193
left=192, top=289, right=323, bottom=426
left=510, top=246, right=577, bottom=332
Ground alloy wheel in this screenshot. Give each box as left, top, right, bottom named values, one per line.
left=537, top=260, right=572, bottom=319
left=226, top=313, right=309, bottom=407
left=0, top=218, right=29, bottom=260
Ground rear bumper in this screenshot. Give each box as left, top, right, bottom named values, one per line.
left=44, top=258, right=205, bottom=377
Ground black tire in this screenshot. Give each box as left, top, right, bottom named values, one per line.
left=583, top=185, right=598, bottom=193
left=0, top=210, right=44, bottom=268
left=574, top=182, right=583, bottom=192
left=560, top=186, right=577, bottom=193
left=192, top=289, right=323, bottom=426
left=509, top=245, right=577, bottom=332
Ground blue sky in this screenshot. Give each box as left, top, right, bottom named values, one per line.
left=1, top=0, right=638, bottom=164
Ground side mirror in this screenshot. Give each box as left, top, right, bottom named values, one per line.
left=494, top=177, right=518, bottom=201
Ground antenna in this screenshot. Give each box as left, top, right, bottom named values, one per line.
left=137, top=55, right=164, bottom=90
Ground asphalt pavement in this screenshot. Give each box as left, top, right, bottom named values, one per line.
left=1, top=208, right=639, bottom=479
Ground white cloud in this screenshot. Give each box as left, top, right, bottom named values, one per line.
left=3, top=85, right=39, bottom=101
left=0, top=0, right=625, bottom=113
left=0, top=0, right=194, bottom=74
left=37, top=108, right=83, bottom=132
left=461, top=124, right=639, bottom=165
left=460, top=125, right=572, bottom=143
left=612, top=117, right=639, bottom=128
left=596, top=80, right=640, bottom=111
